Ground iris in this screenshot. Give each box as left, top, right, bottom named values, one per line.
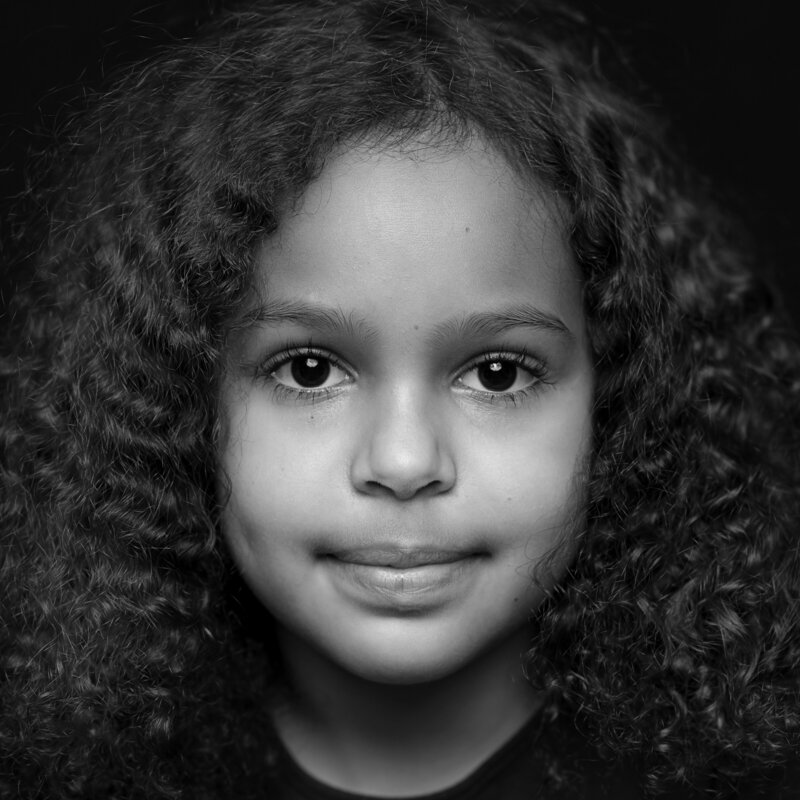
left=477, top=360, right=517, bottom=392
left=291, top=356, right=331, bottom=388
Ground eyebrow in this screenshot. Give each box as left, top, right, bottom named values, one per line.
left=237, top=299, right=379, bottom=341
left=430, top=305, right=574, bottom=345
left=237, top=299, right=573, bottom=344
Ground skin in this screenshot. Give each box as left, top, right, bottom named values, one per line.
left=218, top=138, right=594, bottom=795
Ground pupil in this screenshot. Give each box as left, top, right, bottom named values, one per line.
left=477, top=360, right=517, bottom=392
left=291, top=356, right=330, bottom=388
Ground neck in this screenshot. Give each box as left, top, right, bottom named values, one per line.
left=272, top=626, right=541, bottom=797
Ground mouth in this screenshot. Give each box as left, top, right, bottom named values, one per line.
left=321, top=547, right=488, bottom=611
left=323, top=547, right=485, bottom=569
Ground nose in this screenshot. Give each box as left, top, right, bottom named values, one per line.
left=350, top=385, right=456, bottom=500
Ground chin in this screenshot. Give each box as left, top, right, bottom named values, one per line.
left=318, top=619, right=519, bottom=687
left=340, top=649, right=467, bottom=686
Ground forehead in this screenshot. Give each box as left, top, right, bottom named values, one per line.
left=250, top=139, right=582, bottom=335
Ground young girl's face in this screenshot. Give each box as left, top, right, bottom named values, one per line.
left=218, top=139, right=594, bottom=685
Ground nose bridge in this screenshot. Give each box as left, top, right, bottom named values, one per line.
left=352, top=378, right=454, bottom=499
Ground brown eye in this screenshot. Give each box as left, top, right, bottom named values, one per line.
left=457, top=355, right=543, bottom=396
left=290, top=356, right=331, bottom=388
left=476, top=360, right=517, bottom=392
left=270, top=352, right=351, bottom=392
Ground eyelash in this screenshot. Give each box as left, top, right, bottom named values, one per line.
left=256, top=343, right=550, bottom=405
left=257, top=344, right=353, bottom=404
left=454, top=349, right=550, bottom=407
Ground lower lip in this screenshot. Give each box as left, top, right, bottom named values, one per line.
left=325, top=556, right=483, bottom=612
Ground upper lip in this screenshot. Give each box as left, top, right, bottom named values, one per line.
left=325, top=547, right=481, bottom=569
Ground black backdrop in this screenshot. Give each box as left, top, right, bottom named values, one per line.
left=1, top=0, right=797, bottom=321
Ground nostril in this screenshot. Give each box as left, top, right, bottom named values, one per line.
left=362, top=477, right=450, bottom=501
left=349, top=410, right=457, bottom=499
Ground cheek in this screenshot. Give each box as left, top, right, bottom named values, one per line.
left=466, top=408, right=591, bottom=573
left=471, top=408, right=591, bottom=513
left=217, top=403, right=344, bottom=569
left=218, top=398, right=280, bottom=560
left=218, top=467, right=316, bottom=621
left=220, top=399, right=332, bottom=501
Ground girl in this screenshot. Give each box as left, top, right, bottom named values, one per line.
left=2, top=1, right=799, bottom=797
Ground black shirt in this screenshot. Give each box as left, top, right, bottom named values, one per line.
left=272, top=711, right=645, bottom=800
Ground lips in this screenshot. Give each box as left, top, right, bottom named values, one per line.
left=325, top=547, right=480, bottom=569
left=322, top=547, right=486, bottom=611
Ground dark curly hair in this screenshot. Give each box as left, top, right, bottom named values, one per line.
left=2, top=0, right=799, bottom=797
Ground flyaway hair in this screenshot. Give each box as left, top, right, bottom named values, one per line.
left=1, top=1, right=799, bottom=796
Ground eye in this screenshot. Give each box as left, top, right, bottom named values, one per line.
left=457, top=355, right=543, bottom=395
left=270, top=353, right=351, bottom=391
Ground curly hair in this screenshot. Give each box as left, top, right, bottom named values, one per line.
left=2, top=0, right=799, bottom=796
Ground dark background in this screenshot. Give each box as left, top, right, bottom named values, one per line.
left=1, top=0, right=797, bottom=322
